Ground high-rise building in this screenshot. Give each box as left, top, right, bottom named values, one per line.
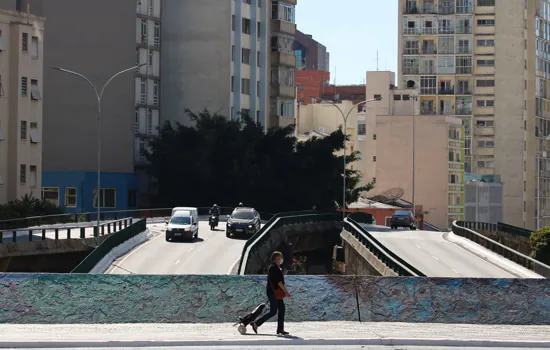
left=0, top=0, right=162, bottom=212
left=294, top=30, right=330, bottom=71
left=161, top=0, right=297, bottom=129
left=398, top=0, right=547, bottom=229
left=0, top=9, right=44, bottom=204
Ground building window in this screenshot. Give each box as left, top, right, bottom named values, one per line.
left=29, top=165, right=37, bottom=187
left=477, top=100, right=495, bottom=107
left=21, top=77, right=28, bottom=96
left=477, top=19, right=495, bottom=27
left=22, top=32, right=28, bottom=52
left=148, top=50, right=153, bottom=69
left=154, top=22, right=160, bottom=47
left=476, top=120, right=494, bottom=127
left=373, top=134, right=377, bottom=140
left=242, top=18, right=251, bottom=34
left=373, top=156, right=377, bottom=162
left=65, top=187, right=77, bottom=208
left=477, top=39, right=495, bottom=46
left=456, top=56, right=472, bottom=74
left=478, top=140, right=495, bottom=148
left=30, top=80, right=41, bottom=100
left=358, top=123, right=366, bottom=136
left=231, top=76, right=235, bottom=93
left=242, top=48, right=251, bottom=64
left=42, top=187, right=59, bottom=207
left=232, top=15, right=235, bottom=31
left=241, top=78, right=250, bottom=95
left=147, top=109, right=153, bottom=134
left=140, top=78, right=146, bottom=104
left=257, top=21, right=261, bottom=39
left=420, top=76, right=437, bottom=95
left=394, top=94, right=402, bottom=101
left=272, top=1, right=295, bottom=23
left=141, top=19, right=147, bottom=43
left=30, top=122, right=40, bottom=143
left=477, top=59, right=495, bottom=67
left=232, top=45, right=235, bottom=62
left=20, top=121, right=27, bottom=140
left=128, top=189, right=137, bottom=208
left=20, top=164, right=26, bottom=184
left=257, top=51, right=261, bottom=67
left=402, top=94, right=410, bottom=101
left=257, top=81, right=260, bottom=97
left=153, top=80, right=159, bottom=106
left=477, top=0, right=495, bottom=6
left=0, top=30, right=4, bottom=52
left=477, top=79, right=495, bottom=87
left=478, top=160, right=495, bottom=168
left=93, top=188, right=116, bottom=209
left=31, top=36, right=38, bottom=58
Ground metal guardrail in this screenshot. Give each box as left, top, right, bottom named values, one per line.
left=458, top=221, right=533, bottom=238
left=0, top=218, right=137, bottom=244
left=71, top=219, right=147, bottom=273
left=452, top=221, right=550, bottom=278
left=0, top=207, right=275, bottom=231
left=238, top=211, right=341, bottom=275
left=344, top=217, right=426, bottom=277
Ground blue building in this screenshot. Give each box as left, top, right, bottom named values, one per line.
left=41, top=172, right=138, bottom=214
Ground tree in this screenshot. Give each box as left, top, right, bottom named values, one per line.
left=530, top=226, right=550, bottom=265
left=145, top=110, right=375, bottom=214
left=0, top=194, right=64, bottom=221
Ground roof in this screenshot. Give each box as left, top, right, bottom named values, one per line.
left=348, top=198, right=399, bottom=209
left=297, top=130, right=330, bottom=139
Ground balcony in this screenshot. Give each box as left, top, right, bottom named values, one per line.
left=403, top=27, right=420, bottom=35
left=404, top=48, right=419, bottom=55
left=421, top=46, right=437, bottom=55
left=456, top=26, right=473, bottom=34
left=404, top=6, right=419, bottom=14
left=421, top=27, right=437, bottom=35
left=439, top=88, right=455, bottom=95
left=270, top=84, right=296, bottom=99
left=271, top=20, right=296, bottom=36
left=403, top=67, right=420, bottom=75
left=456, top=108, right=472, bottom=115
left=456, top=89, right=472, bottom=95
left=421, top=107, right=436, bottom=115
left=271, top=51, right=296, bottom=68
left=439, top=27, right=455, bottom=34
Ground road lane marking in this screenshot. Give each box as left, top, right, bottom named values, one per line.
left=109, top=229, right=163, bottom=274
left=432, top=256, right=440, bottom=261
left=452, top=269, right=459, bottom=274
left=415, top=244, right=421, bottom=249
left=175, top=260, right=180, bottom=265
left=188, top=247, right=194, bottom=252
left=228, top=257, right=241, bottom=275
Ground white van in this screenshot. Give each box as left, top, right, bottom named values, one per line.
left=172, top=207, right=199, bottom=220
left=166, top=210, right=199, bottom=242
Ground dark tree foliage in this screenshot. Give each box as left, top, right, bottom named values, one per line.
left=0, top=194, right=64, bottom=221
left=145, top=110, right=375, bottom=214
left=530, top=226, right=550, bottom=265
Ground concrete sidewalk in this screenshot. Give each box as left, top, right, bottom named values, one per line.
left=0, top=322, right=549, bottom=348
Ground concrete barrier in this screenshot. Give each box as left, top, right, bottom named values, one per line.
left=0, top=274, right=548, bottom=325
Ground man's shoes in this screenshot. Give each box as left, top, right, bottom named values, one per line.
left=277, top=330, right=289, bottom=335
left=251, top=322, right=258, bottom=334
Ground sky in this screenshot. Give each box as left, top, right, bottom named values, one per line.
left=295, top=0, right=398, bottom=85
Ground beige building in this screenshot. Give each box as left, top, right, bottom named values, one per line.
left=0, top=9, right=44, bottom=203
left=398, top=0, right=549, bottom=229
left=297, top=71, right=465, bottom=229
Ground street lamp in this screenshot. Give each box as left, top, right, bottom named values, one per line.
left=410, top=94, right=418, bottom=219
left=311, top=96, right=383, bottom=221
left=52, top=63, right=146, bottom=245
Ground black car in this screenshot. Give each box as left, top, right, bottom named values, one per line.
left=390, top=210, right=417, bottom=230
left=226, top=208, right=261, bottom=238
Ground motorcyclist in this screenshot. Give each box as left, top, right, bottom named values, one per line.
left=209, top=204, right=221, bottom=217
left=238, top=202, right=244, bottom=208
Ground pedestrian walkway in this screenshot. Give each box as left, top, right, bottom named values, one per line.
left=0, top=322, right=549, bottom=348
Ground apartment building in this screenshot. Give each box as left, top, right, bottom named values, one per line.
left=398, top=0, right=547, bottom=229
left=297, top=71, right=465, bottom=229
left=0, top=0, right=162, bottom=212
left=294, top=30, right=330, bottom=71
left=0, top=9, right=44, bottom=204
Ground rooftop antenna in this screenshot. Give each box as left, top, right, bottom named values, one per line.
left=377, top=50, right=379, bottom=71
left=26, top=3, right=30, bottom=24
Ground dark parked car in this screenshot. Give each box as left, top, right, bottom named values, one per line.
left=390, top=210, right=417, bottom=230
left=226, top=208, right=261, bottom=238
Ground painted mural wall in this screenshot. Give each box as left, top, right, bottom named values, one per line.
left=0, top=274, right=548, bottom=325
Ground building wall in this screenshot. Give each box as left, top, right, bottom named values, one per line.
left=41, top=172, right=138, bottom=214
left=0, top=9, right=44, bottom=203
left=294, top=30, right=329, bottom=71
left=295, top=69, right=330, bottom=104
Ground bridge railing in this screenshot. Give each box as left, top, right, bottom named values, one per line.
left=458, top=220, right=532, bottom=238
left=452, top=220, right=550, bottom=278
left=0, top=207, right=275, bottom=231
left=71, top=219, right=147, bottom=273
left=0, top=218, right=137, bottom=244
left=238, top=211, right=341, bottom=275
left=344, top=217, right=426, bottom=277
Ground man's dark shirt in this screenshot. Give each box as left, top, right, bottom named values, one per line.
left=267, top=263, right=284, bottom=293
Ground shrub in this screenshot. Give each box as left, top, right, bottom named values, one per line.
left=530, top=226, right=550, bottom=265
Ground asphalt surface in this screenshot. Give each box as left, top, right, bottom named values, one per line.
left=365, top=225, right=516, bottom=278
left=11, top=347, right=544, bottom=350
left=106, top=221, right=247, bottom=275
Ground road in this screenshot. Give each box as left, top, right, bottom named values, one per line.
left=365, top=225, right=516, bottom=278
left=107, top=221, right=247, bottom=275
left=13, top=347, right=541, bottom=350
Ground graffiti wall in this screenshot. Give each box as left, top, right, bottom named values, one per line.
left=0, top=274, right=548, bottom=325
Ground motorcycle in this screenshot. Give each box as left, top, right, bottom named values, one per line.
left=209, top=214, right=219, bottom=230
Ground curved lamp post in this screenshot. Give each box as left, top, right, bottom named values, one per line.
left=311, top=96, right=383, bottom=221
left=52, top=63, right=146, bottom=245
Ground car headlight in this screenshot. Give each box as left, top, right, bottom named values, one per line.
left=248, top=225, right=253, bottom=228
left=227, top=222, right=232, bottom=227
